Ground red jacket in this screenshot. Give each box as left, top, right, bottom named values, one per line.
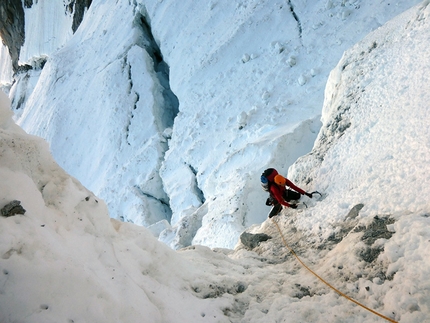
left=267, top=172, right=305, bottom=207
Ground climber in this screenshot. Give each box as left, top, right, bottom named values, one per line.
left=261, top=168, right=313, bottom=218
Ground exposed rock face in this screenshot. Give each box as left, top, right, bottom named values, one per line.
left=355, top=215, right=395, bottom=263
left=1, top=200, right=26, bottom=217
left=69, top=0, right=93, bottom=33
left=240, top=232, right=272, bottom=250
left=0, top=0, right=25, bottom=72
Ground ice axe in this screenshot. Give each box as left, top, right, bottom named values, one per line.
left=309, top=191, right=322, bottom=198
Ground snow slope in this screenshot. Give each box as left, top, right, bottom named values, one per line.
left=0, top=90, right=228, bottom=323
left=1, top=1, right=430, bottom=322
left=1, top=0, right=421, bottom=249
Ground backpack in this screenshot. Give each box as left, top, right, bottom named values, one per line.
left=261, top=168, right=277, bottom=192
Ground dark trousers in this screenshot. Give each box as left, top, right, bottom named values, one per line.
left=268, top=203, right=282, bottom=218
left=268, top=189, right=301, bottom=218
left=285, top=189, right=301, bottom=201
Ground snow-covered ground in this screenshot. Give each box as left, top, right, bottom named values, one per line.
left=0, top=0, right=422, bottom=249
left=1, top=1, right=430, bottom=322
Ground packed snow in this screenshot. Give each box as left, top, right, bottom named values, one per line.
left=1, top=0, right=422, bottom=249
left=1, top=1, right=430, bottom=322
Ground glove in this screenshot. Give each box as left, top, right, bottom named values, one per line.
left=305, top=192, right=313, bottom=198
left=289, top=203, right=298, bottom=209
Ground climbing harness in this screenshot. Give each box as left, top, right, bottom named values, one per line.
left=272, top=218, right=398, bottom=323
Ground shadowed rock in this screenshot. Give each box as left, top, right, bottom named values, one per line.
left=1, top=200, right=26, bottom=217
left=240, top=232, right=272, bottom=250
left=0, top=0, right=25, bottom=71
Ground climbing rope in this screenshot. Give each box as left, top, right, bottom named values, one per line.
left=272, top=218, right=398, bottom=323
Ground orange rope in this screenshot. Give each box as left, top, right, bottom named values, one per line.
left=272, top=218, right=398, bottom=323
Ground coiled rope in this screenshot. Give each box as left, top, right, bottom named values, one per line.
left=272, top=218, right=398, bottom=323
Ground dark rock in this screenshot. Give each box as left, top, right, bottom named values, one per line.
left=327, top=231, right=343, bottom=244
left=1, top=200, right=26, bottom=217
left=240, top=232, right=271, bottom=250
left=0, top=0, right=25, bottom=72
left=355, top=216, right=395, bottom=263
left=236, top=283, right=246, bottom=293
left=355, top=215, right=395, bottom=245
left=198, top=281, right=247, bottom=299
left=23, top=0, right=33, bottom=8
left=294, top=283, right=311, bottom=299
left=325, top=205, right=365, bottom=245
left=359, top=246, right=383, bottom=263
left=345, top=203, right=364, bottom=220
left=68, top=0, right=93, bottom=33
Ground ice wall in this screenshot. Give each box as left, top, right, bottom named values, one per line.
left=3, top=0, right=423, bottom=249
left=0, top=44, right=13, bottom=86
